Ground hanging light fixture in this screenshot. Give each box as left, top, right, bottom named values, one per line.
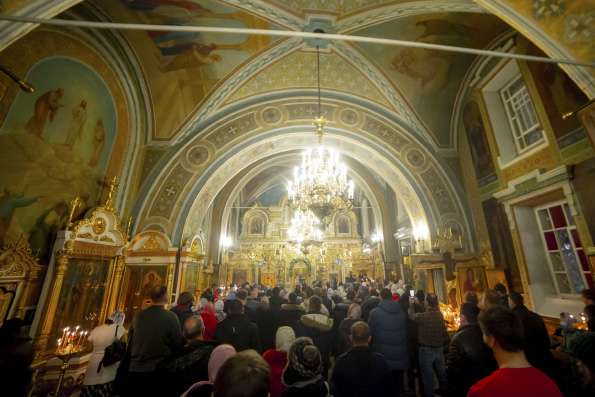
left=287, top=42, right=355, bottom=223
left=287, top=209, right=324, bottom=254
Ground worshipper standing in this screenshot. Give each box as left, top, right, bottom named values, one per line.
left=482, top=289, right=503, bottom=308
left=81, top=311, right=126, bottom=397
left=160, top=315, right=217, bottom=396
left=467, top=306, right=562, bottom=397
left=0, top=318, right=35, bottom=397
left=408, top=293, right=448, bottom=397
left=295, top=295, right=334, bottom=375
left=281, top=337, right=329, bottom=397
left=246, top=286, right=260, bottom=312
left=270, top=287, right=287, bottom=311
left=446, top=303, right=497, bottom=397
left=464, top=291, right=479, bottom=305
left=368, top=288, right=408, bottom=394
left=255, top=297, right=277, bottom=351
left=213, top=350, right=271, bottom=397
left=236, top=289, right=256, bottom=322
left=494, top=283, right=509, bottom=307
left=360, top=288, right=380, bottom=322
left=279, top=292, right=305, bottom=331
left=200, top=301, right=218, bottom=340
left=263, top=326, right=296, bottom=397
left=127, top=285, right=183, bottom=396
left=581, top=287, right=594, bottom=306
left=336, top=303, right=362, bottom=356
left=171, top=291, right=195, bottom=330
left=215, top=298, right=261, bottom=352
left=566, top=332, right=595, bottom=395
left=399, top=288, right=421, bottom=396
left=181, top=344, right=236, bottom=397
left=214, top=300, right=226, bottom=323
left=508, top=291, right=552, bottom=371
left=585, top=304, right=595, bottom=331
left=331, top=321, right=394, bottom=397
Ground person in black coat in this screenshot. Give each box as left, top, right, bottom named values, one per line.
left=360, top=290, right=380, bottom=322
left=509, top=292, right=552, bottom=370
left=446, top=303, right=497, bottom=397
left=279, top=293, right=305, bottom=332
left=368, top=288, right=408, bottom=394
left=331, top=321, right=394, bottom=397
left=160, top=316, right=217, bottom=396
left=0, top=318, right=34, bottom=397
left=215, top=299, right=261, bottom=352
left=255, top=299, right=277, bottom=352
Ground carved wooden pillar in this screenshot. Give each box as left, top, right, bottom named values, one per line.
left=35, top=251, right=69, bottom=355
left=105, top=256, right=125, bottom=316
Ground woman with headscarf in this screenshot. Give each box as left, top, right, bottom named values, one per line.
left=281, top=337, right=328, bottom=397
left=263, top=327, right=296, bottom=397
left=200, top=302, right=218, bottom=340
left=181, top=344, right=236, bottom=397
left=336, top=303, right=362, bottom=356
left=81, top=311, right=126, bottom=397
left=214, top=300, right=226, bottom=323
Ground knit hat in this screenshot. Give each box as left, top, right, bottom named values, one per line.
left=208, top=344, right=236, bottom=382
left=567, top=332, right=595, bottom=372
left=276, top=326, right=296, bottom=353
left=282, top=337, right=322, bottom=386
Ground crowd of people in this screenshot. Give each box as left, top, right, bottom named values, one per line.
left=2, top=278, right=595, bottom=397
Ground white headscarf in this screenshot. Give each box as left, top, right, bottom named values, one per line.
left=276, top=326, right=296, bottom=352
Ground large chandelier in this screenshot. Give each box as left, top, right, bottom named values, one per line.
left=287, top=43, right=355, bottom=223
left=287, top=209, right=324, bottom=252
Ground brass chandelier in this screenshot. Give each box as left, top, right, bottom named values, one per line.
left=287, top=209, right=324, bottom=254
left=287, top=44, right=355, bottom=224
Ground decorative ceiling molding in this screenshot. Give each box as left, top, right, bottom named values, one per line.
left=337, top=0, right=485, bottom=33
left=222, top=0, right=304, bottom=30
left=0, top=0, right=82, bottom=51
left=475, top=0, right=594, bottom=98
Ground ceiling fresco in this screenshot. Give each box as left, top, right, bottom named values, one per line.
left=93, top=0, right=283, bottom=140
left=353, top=12, right=509, bottom=146
left=266, top=0, right=394, bottom=17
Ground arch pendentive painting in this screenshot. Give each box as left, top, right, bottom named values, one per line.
left=0, top=56, right=117, bottom=261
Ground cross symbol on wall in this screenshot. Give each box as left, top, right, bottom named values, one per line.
left=228, top=126, right=238, bottom=135
left=165, top=186, right=176, bottom=196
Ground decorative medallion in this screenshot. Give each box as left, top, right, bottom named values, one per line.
left=92, top=217, right=106, bottom=235
left=339, top=108, right=359, bottom=127
left=261, top=107, right=283, bottom=125
left=186, top=145, right=210, bottom=167
left=405, top=147, right=426, bottom=169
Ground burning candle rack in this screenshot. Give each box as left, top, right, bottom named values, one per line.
left=56, top=325, right=89, bottom=356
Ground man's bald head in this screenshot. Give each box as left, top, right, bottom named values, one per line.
left=350, top=321, right=370, bottom=346
left=184, top=315, right=204, bottom=340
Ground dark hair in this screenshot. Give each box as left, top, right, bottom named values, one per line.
left=177, top=291, right=194, bottom=306
left=426, top=293, right=439, bottom=308
left=227, top=299, right=244, bottom=315
left=346, top=290, right=356, bottom=301
left=350, top=321, right=370, bottom=344
left=380, top=288, right=392, bottom=300
left=415, top=290, right=425, bottom=302
left=150, top=285, right=168, bottom=302
left=494, top=283, right=507, bottom=295
left=464, top=291, right=478, bottom=305
left=585, top=304, right=595, bottom=332
left=214, top=350, right=270, bottom=397
left=309, top=296, right=322, bottom=313
left=478, top=306, right=524, bottom=352
left=288, top=292, right=298, bottom=304
left=582, top=288, right=595, bottom=302
left=460, top=302, right=480, bottom=323
left=369, top=289, right=379, bottom=297
left=509, top=291, right=524, bottom=306
left=236, top=289, right=248, bottom=301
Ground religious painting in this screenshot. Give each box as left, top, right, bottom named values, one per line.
left=525, top=43, right=589, bottom=148
left=486, top=269, right=508, bottom=290
left=462, top=100, right=497, bottom=186
left=0, top=56, right=117, bottom=263
left=336, top=215, right=350, bottom=235
left=51, top=258, right=111, bottom=348
left=457, top=265, right=487, bottom=303
left=119, top=266, right=168, bottom=326
left=98, top=0, right=283, bottom=139
left=354, top=13, right=508, bottom=146
left=232, top=269, right=247, bottom=285
left=249, top=216, right=265, bottom=235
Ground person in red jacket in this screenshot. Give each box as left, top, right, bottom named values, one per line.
left=263, top=326, right=296, bottom=397
left=200, top=302, right=218, bottom=341
left=468, top=306, right=562, bottom=397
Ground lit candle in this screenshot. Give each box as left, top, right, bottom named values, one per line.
left=61, top=327, right=69, bottom=342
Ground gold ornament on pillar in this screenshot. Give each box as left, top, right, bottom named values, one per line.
left=104, top=176, right=118, bottom=212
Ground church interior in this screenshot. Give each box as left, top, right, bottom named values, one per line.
left=0, top=0, right=594, bottom=396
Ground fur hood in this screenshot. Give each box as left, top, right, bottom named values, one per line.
left=300, top=313, right=333, bottom=332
